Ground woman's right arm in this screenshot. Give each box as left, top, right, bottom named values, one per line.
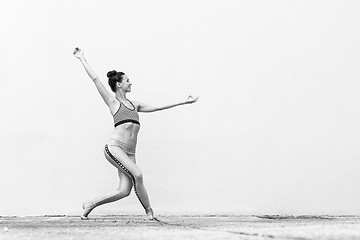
left=73, top=48, right=115, bottom=106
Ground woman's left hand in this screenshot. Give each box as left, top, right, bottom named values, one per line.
left=73, top=47, right=85, bottom=59
left=184, top=95, right=199, bottom=104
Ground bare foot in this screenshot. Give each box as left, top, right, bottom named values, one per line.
left=80, top=201, right=96, bottom=220
left=145, top=208, right=155, bottom=220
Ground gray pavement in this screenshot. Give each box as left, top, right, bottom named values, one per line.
left=1, top=215, right=360, bottom=239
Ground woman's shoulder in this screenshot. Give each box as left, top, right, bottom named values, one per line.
left=130, top=100, right=141, bottom=111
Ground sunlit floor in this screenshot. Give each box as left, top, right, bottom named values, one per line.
left=1, top=215, right=360, bottom=240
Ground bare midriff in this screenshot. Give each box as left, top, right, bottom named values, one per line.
left=110, top=122, right=140, bottom=143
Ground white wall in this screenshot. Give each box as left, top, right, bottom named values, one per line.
left=1, top=0, right=360, bottom=216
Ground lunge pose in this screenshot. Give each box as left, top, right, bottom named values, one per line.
left=73, top=48, right=198, bottom=220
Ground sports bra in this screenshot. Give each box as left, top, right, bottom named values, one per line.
left=113, top=99, right=140, bottom=127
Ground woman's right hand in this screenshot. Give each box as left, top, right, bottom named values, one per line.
left=73, top=47, right=84, bottom=59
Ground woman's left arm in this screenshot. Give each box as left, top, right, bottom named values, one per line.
left=134, top=95, right=199, bottom=113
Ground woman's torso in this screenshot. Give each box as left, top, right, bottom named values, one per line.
left=109, top=99, right=140, bottom=143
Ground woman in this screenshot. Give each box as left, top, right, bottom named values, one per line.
left=73, top=47, right=199, bottom=220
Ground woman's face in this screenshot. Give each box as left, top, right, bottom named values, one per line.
left=118, top=75, right=132, bottom=92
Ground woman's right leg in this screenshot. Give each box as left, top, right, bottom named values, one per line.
left=104, top=144, right=154, bottom=219
left=95, top=170, right=133, bottom=206
left=81, top=170, right=133, bottom=219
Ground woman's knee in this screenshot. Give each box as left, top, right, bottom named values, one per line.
left=132, top=171, right=143, bottom=184
left=115, top=187, right=132, bottom=198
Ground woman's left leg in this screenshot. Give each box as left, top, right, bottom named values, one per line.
left=127, top=154, right=154, bottom=219
left=104, top=144, right=154, bottom=219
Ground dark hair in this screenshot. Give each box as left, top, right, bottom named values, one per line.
left=107, top=70, right=125, bottom=92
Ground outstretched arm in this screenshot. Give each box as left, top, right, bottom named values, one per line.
left=134, top=95, right=199, bottom=113
left=73, top=48, right=115, bottom=106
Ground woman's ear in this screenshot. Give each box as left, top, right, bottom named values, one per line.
left=116, top=82, right=122, bottom=88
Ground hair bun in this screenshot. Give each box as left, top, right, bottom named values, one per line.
left=107, top=70, right=117, bottom=78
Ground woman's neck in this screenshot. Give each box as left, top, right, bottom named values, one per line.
left=115, top=91, right=127, bottom=101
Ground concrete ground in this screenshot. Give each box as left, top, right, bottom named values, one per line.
left=1, top=215, right=360, bottom=240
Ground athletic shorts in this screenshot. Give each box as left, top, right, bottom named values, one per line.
left=105, top=137, right=136, bottom=155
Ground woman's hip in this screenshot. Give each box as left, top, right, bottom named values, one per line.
left=105, top=136, right=137, bottom=155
